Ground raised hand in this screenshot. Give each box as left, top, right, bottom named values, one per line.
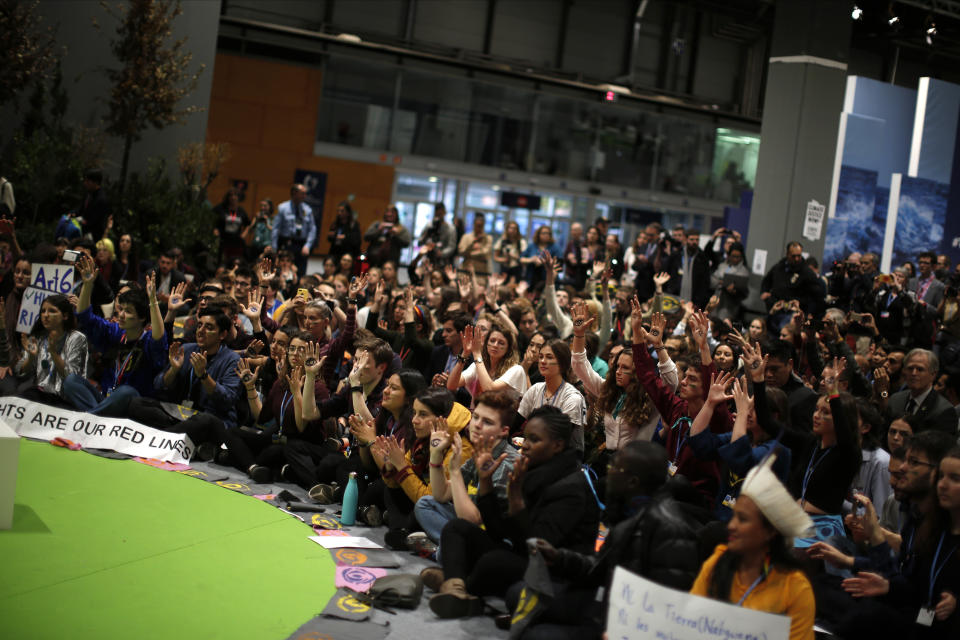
left=77, top=254, right=98, bottom=283
left=689, top=311, right=710, bottom=350
left=240, top=291, right=263, bottom=321
left=348, top=273, right=368, bottom=299
left=457, top=273, right=473, bottom=301
left=429, top=417, right=452, bottom=455
left=431, top=372, right=449, bottom=387
left=23, top=335, right=39, bottom=358
left=443, top=264, right=456, bottom=284
left=706, top=371, right=736, bottom=405
left=168, top=342, right=184, bottom=369
left=485, top=280, right=499, bottom=309
left=571, top=300, right=595, bottom=336
left=821, top=356, right=846, bottom=393
left=460, top=325, right=475, bottom=358
left=245, top=339, right=265, bottom=358
left=740, top=341, right=767, bottom=383
left=303, top=341, right=322, bottom=377
left=653, top=271, right=670, bottom=291
left=629, top=295, right=645, bottom=344
left=286, top=365, right=305, bottom=397
left=255, top=256, right=276, bottom=283
left=348, top=350, right=367, bottom=387
left=189, top=350, right=207, bottom=378
left=474, top=434, right=507, bottom=483
left=145, top=270, right=158, bottom=301
left=730, top=376, right=752, bottom=415
left=806, top=541, right=854, bottom=569
left=447, top=433, right=464, bottom=475
left=167, top=282, right=189, bottom=311
left=236, top=358, right=260, bottom=389
left=647, top=311, right=666, bottom=348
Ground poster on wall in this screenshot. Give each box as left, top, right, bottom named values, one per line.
left=885, top=175, right=949, bottom=269
left=824, top=166, right=881, bottom=266
left=293, top=169, right=328, bottom=245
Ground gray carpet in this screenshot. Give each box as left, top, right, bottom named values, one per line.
left=188, top=459, right=511, bottom=640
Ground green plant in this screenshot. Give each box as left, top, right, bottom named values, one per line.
left=0, top=0, right=59, bottom=107
left=1, top=67, right=105, bottom=250
left=97, top=0, right=205, bottom=198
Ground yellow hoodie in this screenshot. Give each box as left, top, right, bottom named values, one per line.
left=386, top=402, right=474, bottom=502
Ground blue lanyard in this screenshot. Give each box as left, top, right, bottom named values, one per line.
left=801, top=446, right=832, bottom=502
left=670, top=416, right=691, bottom=463
left=612, top=392, right=626, bottom=419
left=278, top=391, right=293, bottom=427
left=928, top=533, right=958, bottom=605
left=737, top=572, right=766, bottom=606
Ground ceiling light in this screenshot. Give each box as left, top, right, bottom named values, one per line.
left=852, top=6, right=862, bottom=20
left=888, top=15, right=899, bottom=25
left=428, top=176, right=438, bottom=183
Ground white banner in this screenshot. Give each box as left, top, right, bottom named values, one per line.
left=17, top=263, right=78, bottom=333
left=607, top=566, right=789, bottom=640
left=0, top=397, right=194, bottom=463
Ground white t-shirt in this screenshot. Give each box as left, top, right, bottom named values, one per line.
left=517, top=381, right=587, bottom=451
left=461, top=362, right=529, bottom=396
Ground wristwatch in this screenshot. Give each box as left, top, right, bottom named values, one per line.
left=347, top=298, right=357, bottom=305
left=475, top=356, right=484, bottom=365
left=350, top=385, right=363, bottom=394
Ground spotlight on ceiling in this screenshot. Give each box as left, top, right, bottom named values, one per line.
left=888, top=15, right=900, bottom=25
left=852, top=5, right=862, bottom=20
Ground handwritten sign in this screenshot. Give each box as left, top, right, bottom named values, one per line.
left=606, top=567, right=789, bottom=640
left=17, top=263, right=76, bottom=333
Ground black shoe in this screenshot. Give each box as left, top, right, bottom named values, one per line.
left=383, top=528, right=409, bottom=550
left=358, top=504, right=383, bottom=527
left=280, top=464, right=297, bottom=484
left=215, top=448, right=233, bottom=466
left=196, top=442, right=217, bottom=462
left=248, top=464, right=272, bottom=484
left=494, top=613, right=512, bottom=630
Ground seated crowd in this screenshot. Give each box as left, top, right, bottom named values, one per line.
left=4, top=187, right=960, bottom=640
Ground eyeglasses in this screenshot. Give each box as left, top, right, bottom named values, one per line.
left=905, top=457, right=936, bottom=469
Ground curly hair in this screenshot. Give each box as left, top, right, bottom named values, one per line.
left=594, top=349, right=654, bottom=428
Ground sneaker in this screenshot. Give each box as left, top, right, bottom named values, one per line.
left=248, top=464, right=272, bottom=484
left=406, top=531, right=438, bottom=557
left=383, top=528, right=410, bottom=550
left=308, top=483, right=335, bottom=504
left=359, top=504, right=383, bottom=527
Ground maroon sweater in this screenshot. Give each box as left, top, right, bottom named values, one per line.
left=632, top=344, right=730, bottom=507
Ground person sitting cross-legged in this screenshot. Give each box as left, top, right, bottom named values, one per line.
left=63, top=255, right=168, bottom=416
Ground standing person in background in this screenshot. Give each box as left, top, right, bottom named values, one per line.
left=562, top=222, right=587, bottom=290
left=212, top=188, right=249, bottom=264
left=110, top=233, right=139, bottom=292
left=521, top=226, right=560, bottom=293
left=761, top=241, right=821, bottom=316
left=326, top=201, right=361, bottom=261
left=364, top=205, right=411, bottom=267
left=78, top=169, right=110, bottom=241
left=493, top=221, right=526, bottom=283
left=911, top=251, right=946, bottom=308
left=457, top=213, right=493, bottom=276
left=419, top=202, right=457, bottom=267
left=272, top=184, right=316, bottom=277
left=242, top=198, right=274, bottom=262
left=710, top=241, right=750, bottom=322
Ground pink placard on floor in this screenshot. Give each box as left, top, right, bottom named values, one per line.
left=335, top=565, right=387, bottom=592
left=133, top=457, right=191, bottom=471
left=314, top=529, right=350, bottom=536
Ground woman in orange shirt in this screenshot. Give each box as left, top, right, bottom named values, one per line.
left=690, top=456, right=817, bottom=640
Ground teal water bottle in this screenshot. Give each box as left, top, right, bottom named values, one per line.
left=341, top=472, right=359, bottom=525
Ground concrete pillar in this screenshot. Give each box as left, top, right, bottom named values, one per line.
left=747, top=0, right=852, bottom=280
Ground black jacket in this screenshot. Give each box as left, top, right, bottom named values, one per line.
left=478, top=449, right=599, bottom=555
left=552, top=492, right=703, bottom=592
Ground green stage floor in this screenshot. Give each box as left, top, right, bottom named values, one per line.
left=0, top=439, right=335, bottom=639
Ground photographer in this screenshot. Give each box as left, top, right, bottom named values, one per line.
left=418, top=202, right=457, bottom=267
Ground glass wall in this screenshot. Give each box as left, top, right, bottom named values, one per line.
left=390, top=171, right=715, bottom=268
left=316, top=54, right=758, bottom=204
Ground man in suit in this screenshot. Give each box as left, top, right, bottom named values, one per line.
left=909, top=251, right=945, bottom=308
left=271, top=183, right=316, bottom=275
left=887, top=348, right=957, bottom=436
left=664, top=227, right=711, bottom=310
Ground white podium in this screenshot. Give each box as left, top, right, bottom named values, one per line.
left=0, top=419, right=18, bottom=529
